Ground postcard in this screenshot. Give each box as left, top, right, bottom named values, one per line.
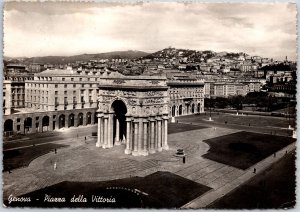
left=2, top=1, right=297, bottom=209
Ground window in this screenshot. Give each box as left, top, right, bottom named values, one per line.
left=82, top=84, right=84, bottom=88
left=90, top=84, right=92, bottom=88
left=17, top=118, right=20, bottom=122
left=89, top=90, right=92, bottom=94
left=73, top=91, right=76, bottom=95
left=64, top=84, right=67, bottom=88
left=64, top=91, right=67, bottom=95
left=88, top=78, right=90, bottom=81
left=55, top=91, right=58, bottom=95
left=73, top=84, right=76, bottom=88
left=62, top=78, right=65, bottom=81
left=71, top=78, right=74, bottom=81
left=79, top=78, right=82, bottom=81
left=81, top=90, right=84, bottom=94
left=55, top=84, right=58, bottom=88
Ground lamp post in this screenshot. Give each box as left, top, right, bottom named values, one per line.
left=288, top=100, right=291, bottom=129
left=208, top=96, right=213, bottom=121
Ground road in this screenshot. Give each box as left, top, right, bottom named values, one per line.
left=3, top=125, right=97, bottom=151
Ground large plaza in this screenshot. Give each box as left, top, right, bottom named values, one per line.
left=3, top=112, right=296, bottom=208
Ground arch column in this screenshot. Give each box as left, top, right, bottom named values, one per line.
left=142, top=119, right=149, bottom=156
left=13, top=119, right=17, bottom=135
left=163, top=115, right=169, bottom=150
left=107, top=113, right=114, bottom=148
left=157, top=117, right=162, bottom=152
left=74, top=114, right=78, bottom=127
left=83, top=114, right=87, bottom=126
left=149, top=117, right=156, bottom=154
left=125, top=116, right=132, bottom=154
left=55, top=117, right=59, bottom=130
left=115, top=117, right=120, bottom=145
left=31, top=118, right=36, bottom=133
left=137, top=118, right=143, bottom=155
left=132, top=119, right=139, bottom=156
left=102, top=114, right=109, bottom=149
left=38, top=120, right=43, bottom=132
left=49, top=116, right=53, bottom=131
left=96, top=112, right=103, bottom=147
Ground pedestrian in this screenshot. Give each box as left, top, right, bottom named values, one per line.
left=84, top=136, right=86, bottom=143
left=183, top=156, right=186, bottom=164
left=253, top=168, right=256, bottom=174
left=54, top=148, right=57, bottom=154
left=54, top=162, right=57, bottom=170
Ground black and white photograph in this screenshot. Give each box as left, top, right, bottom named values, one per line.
left=1, top=0, right=297, bottom=209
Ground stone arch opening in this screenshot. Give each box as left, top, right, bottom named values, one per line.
left=171, top=105, right=176, bottom=117
left=111, top=100, right=127, bottom=145
left=24, top=117, right=32, bottom=134
left=94, top=112, right=97, bottom=124
left=78, top=113, right=83, bottom=126
left=192, top=103, right=195, bottom=113
left=68, top=113, right=75, bottom=127
left=197, top=103, right=201, bottom=113
left=179, top=105, right=182, bottom=115
left=4, top=119, right=13, bottom=136
left=59, top=114, right=65, bottom=129
left=42, top=116, right=50, bottom=132
left=86, top=112, right=92, bottom=125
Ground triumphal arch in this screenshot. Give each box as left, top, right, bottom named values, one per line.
left=96, top=73, right=169, bottom=156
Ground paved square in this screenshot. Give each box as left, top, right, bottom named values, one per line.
left=2, top=119, right=296, bottom=208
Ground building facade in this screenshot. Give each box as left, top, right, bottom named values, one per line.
left=168, top=79, right=205, bottom=117
left=3, top=74, right=34, bottom=115
left=24, top=67, right=111, bottom=111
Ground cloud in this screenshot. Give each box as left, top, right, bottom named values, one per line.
left=3, top=2, right=297, bottom=61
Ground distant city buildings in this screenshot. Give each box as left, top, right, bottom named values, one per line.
left=2, top=47, right=297, bottom=136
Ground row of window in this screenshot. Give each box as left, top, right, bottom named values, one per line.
left=36, top=76, right=100, bottom=82
left=27, top=83, right=97, bottom=88
left=54, top=90, right=93, bottom=95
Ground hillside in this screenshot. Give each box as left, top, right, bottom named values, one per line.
left=141, top=47, right=249, bottom=62
left=5, top=50, right=149, bottom=65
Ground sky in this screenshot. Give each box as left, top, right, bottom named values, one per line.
left=3, top=1, right=297, bottom=61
